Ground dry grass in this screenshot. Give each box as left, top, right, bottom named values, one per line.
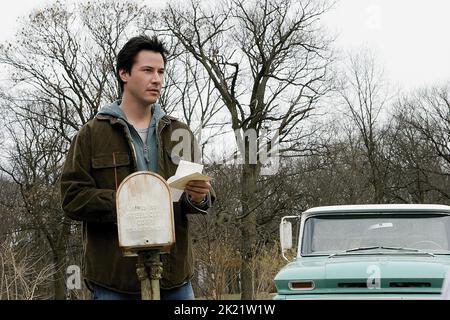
left=249, top=243, right=286, bottom=300
left=193, top=240, right=286, bottom=300
left=0, top=239, right=56, bottom=300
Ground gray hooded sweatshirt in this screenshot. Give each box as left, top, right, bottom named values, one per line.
left=97, top=100, right=166, bottom=172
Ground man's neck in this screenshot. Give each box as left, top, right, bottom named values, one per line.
left=121, top=92, right=152, bottom=129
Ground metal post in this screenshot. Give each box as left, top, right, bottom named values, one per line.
left=136, top=249, right=163, bottom=300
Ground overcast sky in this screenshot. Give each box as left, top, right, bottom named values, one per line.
left=1, top=0, right=449, bottom=90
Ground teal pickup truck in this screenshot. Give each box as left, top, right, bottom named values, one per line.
left=274, top=204, right=450, bottom=299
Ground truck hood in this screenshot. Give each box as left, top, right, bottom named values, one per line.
left=275, top=255, right=450, bottom=295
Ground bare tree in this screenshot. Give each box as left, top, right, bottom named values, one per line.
left=393, top=85, right=450, bottom=200
left=387, top=112, right=443, bottom=203
left=0, top=0, right=147, bottom=142
left=192, top=219, right=240, bottom=299
left=0, top=236, right=56, bottom=300
left=407, top=85, right=450, bottom=169
left=0, top=0, right=240, bottom=299
left=337, top=49, right=392, bottom=203
left=159, top=42, right=227, bottom=154
left=150, top=0, right=334, bottom=298
left=0, top=0, right=148, bottom=299
left=0, top=105, right=72, bottom=299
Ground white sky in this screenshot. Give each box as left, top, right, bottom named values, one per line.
left=1, top=0, right=450, bottom=90
left=321, top=0, right=450, bottom=90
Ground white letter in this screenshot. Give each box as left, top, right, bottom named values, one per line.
left=66, top=265, right=81, bottom=290
left=366, top=265, right=381, bottom=289
left=235, top=128, right=257, bottom=165
left=259, top=129, right=280, bottom=175
left=171, top=128, right=192, bottom=163
left=366, top=5, right=382, bottom=30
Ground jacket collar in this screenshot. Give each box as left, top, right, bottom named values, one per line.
left=95, top=113, right=178, bottom=125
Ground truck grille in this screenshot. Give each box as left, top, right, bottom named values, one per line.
left=337, top=282, right=432, bottom=288
left=389, top=282, right=431, bottom=287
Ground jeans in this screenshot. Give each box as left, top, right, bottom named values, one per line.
left=91, top=281, right=195, bottom=300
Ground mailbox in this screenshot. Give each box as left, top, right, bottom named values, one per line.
left=116, top=171, right=175, bottom=257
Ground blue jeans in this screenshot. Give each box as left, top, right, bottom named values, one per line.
left=91, top=281, right=195, bottom=300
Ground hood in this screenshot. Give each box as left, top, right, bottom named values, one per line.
left=97, top=100, right=166, bottom=124
left=275, top=255, right=450, bottom=296
left=98, top=100, right=127, bottom=120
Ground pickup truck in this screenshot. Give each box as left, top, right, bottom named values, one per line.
left=274, top=204, right=450, bottom=299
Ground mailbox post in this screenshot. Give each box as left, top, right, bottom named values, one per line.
left=116, top=172, right=175, bottom=300
left=136, top=250, right=162, bottom=300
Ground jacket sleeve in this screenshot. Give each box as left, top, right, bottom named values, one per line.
left=180, top=189, right=216, bottom=214
left=179, top=126, right=216, bottom=215
left=60, top=126, right=116, bottom=223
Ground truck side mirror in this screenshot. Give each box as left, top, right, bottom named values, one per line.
left=280, top=216, right=298, bottom=261
left=280, top=221, right=293, bottom=251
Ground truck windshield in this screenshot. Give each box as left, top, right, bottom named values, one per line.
left=301, top=214, right=450, bottom=255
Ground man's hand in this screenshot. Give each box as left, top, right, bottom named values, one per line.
left=184, top=180, right=211, bottom=203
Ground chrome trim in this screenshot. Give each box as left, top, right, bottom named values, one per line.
left=302, top=204, right=450, bottom=215
left=297, top=213, right=305, bottom=258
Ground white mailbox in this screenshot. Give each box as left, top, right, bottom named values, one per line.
left=116, top=171, right=175, bottom=257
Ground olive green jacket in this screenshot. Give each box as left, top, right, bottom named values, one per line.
left=60, top=109, right=214, bottom=293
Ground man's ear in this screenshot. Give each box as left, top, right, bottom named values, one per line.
left=119, top=69, right=129, bottom=84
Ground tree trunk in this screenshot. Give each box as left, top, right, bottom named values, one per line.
left=416, top=169, right=425, bottom=203
left=240, top=162, right=259, bottom=300
left=52, top=218, right=71, bottom=300
left=52, top=253, right=67, bottom=300
left=368, top=147, right=384, bottom=204
left=373, top=176, right=384, bottom=204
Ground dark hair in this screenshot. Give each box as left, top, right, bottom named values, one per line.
left=116, top=35, right=168, bottom=95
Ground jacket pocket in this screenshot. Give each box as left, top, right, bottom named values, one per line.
left=91, top=152, right=131, bottom=189
left=92, top=152, right=130, bottom=169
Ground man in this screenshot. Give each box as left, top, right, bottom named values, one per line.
left=60, top=35, right=214, bottom=300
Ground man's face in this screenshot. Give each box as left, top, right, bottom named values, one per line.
left=120, top=50, right=165, bottom=105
